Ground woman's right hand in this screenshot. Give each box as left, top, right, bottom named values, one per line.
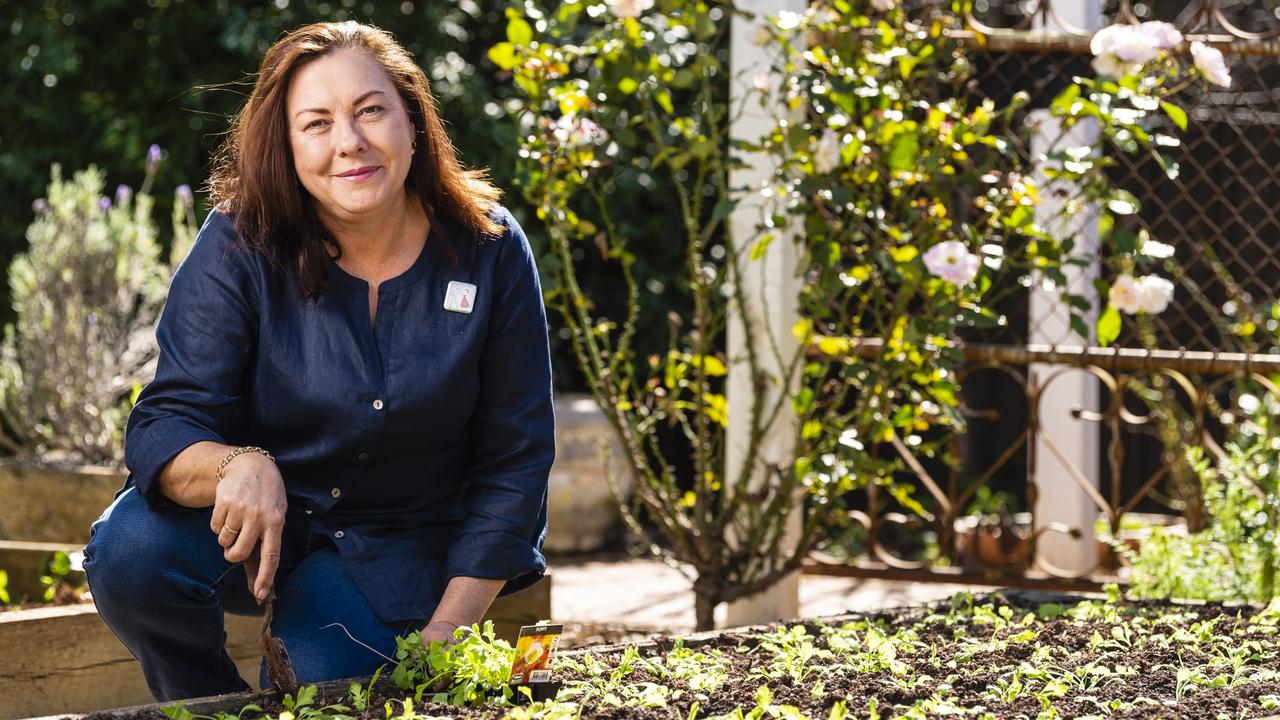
left=210, top=451, right=287, bottom=602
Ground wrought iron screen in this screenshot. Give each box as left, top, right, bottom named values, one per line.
left=810, top=0, right=1280, bottom=589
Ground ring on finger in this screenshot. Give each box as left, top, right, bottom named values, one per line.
left=222, top=524, right=241, bottom=535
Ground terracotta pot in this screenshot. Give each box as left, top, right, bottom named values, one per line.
left=953, top=512, right=1033, bottom=571
left=545, top=394, right=630, bottom=553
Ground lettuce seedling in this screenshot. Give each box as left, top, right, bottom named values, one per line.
left=390, top=621, right=517, bottom=707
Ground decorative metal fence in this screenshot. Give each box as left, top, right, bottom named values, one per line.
left=807, top=0, right=1280, bottom=590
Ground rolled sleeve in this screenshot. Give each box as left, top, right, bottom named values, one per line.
left=445, top=209, right=555, bottom=594
left=124, top=211, right=258, bottom=507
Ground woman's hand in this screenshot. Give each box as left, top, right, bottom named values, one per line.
left=421, top=576, right=504, bottom=645
left=422, top=619, right=461, bottom=646
left=210, top=451, right=287, bottom=601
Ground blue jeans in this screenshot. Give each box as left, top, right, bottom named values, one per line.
left=83, top=487, right=422, bottom=702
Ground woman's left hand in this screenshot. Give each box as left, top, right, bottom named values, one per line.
left=422, top=619, right=461, bottom=646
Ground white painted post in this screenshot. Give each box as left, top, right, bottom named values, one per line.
left=723, top=0, right=804, bottom=627
left=1029, top=0, right=1103, bottom=574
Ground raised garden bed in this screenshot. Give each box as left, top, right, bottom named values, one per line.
left=0, top=461, right=123, bottom=544
left=64, top=589, right=1280, bottom=720
left=0, top=578, right=549, bottom=720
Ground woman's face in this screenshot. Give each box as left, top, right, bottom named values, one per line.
left=285, top=48, right=416, bottom=224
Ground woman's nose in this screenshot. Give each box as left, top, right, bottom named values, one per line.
left=334, top=116, right=367, bottom=156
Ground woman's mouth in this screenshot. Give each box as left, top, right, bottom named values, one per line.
left=336, top=166, right=380, bottom=182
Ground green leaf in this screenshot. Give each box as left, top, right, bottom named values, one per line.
left=506, top=17, right=533, bottom=46
left=1096, top=305, right=1121, bottom=347
left=487, top=43, right=519, bottom=71
left=711, top=198, right=738, bottom=225
left=655, top=90, right=675, bottom=114
left=750, top=234, right=775, bottom=261
left=47, top=550, right=71, bottom=575
left=1160, top=101, right=1188, bottom=132
left=886, top=134, right=919, bottom=173
left=889, top=246, right=918, bottom=263
left=1113, top=227, right=1138, bottom=254
left=296, top=685, right=318, bottom=708
left=1069, top=315, right=1089, bottom=342
left=691, top=354, right=728, bottom=376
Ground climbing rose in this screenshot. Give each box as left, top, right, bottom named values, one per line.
left=1140, top=21, right=1182, bottom=50
left=606, top=0, right=654, bottom=18
left=1090, top=24, right=1160, bottom=77
left=1136, top=275, right=1174, bottom=314
left=812, top=129, right=841, bottom=174
left=1191, top=41, right=1232, bottom=87
left=552, top=115, right=609, bottom=148
left=923, top=241, right=981, bottom=285
left=1109, top=275, right=1142, bottom=314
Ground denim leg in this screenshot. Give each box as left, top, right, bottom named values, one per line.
left=265, top=547, right=420, bottom=687
left=83, top=486, right=256, bottom=701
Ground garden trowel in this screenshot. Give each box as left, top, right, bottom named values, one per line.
left=244, top=551, right=300, bottom=695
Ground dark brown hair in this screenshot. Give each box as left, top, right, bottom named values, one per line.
left=208, top=21, right=503, bottom=300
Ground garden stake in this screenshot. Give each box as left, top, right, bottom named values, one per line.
left=244, top=551, right=300, bottom=695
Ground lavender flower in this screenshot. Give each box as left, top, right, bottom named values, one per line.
left=99, top=196, right=112, bottom=212
left=147, top=144, right=162, bottom=171
left=115, top=184, right=133, bottom=205
left=176, top=184, right=193, bottom=207
left=32, top=198, right=50, bottom=214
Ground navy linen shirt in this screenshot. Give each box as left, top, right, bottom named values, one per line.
left=124, top=207, right=554, bottom=624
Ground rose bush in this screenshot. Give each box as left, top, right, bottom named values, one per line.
left=493, top=0, right=1228, bottom=625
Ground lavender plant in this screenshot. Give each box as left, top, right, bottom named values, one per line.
left=0, top=155, right=195, bottom=467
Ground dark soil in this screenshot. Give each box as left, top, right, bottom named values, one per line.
left=84, top=592, right=1280, bottom=719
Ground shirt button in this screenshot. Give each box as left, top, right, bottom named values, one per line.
left=372, top=399, right=384, bottom=410
left=334, top=530, right=345, bottom=539
left=330, top=487, right=341, bottom=498
left=357, top=452, right=369, bottom=461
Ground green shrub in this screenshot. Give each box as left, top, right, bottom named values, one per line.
left=0, top=164, right=194, bottom=467
left=1124, top=390, right=1280, bottom=602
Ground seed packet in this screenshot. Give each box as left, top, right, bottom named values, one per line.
left=509, top=622, right=564, bottom=684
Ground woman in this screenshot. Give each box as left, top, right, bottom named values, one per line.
left=83, top=20, right=554, bottom=701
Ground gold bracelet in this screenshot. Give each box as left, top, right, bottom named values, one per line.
left=215, top=446, right=275, bottom=482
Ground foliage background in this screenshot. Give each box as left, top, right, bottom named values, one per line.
left=0, top=0, right=693, bottom=389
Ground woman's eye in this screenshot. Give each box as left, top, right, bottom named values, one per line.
left=304, top=118, right=328, bottom=131
left=359, top=105, right=384, bottom=117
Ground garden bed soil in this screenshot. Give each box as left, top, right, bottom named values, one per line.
left=76, top=590, right=1280, bottom=720
left=2, top=578, right=551, bottom=720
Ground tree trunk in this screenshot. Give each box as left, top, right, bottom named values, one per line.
left=693, top=573, right=721, bottom=631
